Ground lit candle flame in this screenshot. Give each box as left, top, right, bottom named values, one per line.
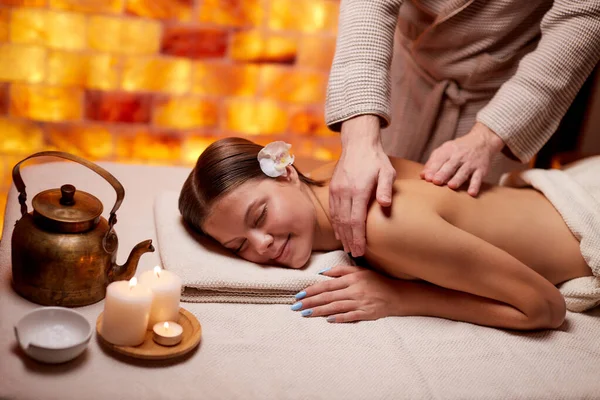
left=164, top=322, right=169, bottom=331
left=129, top=277, right=137, bottom=290
left=154, top=265, right=161, bottom=278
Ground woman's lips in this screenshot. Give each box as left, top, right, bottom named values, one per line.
left=274, top=234, right=291, bottom=263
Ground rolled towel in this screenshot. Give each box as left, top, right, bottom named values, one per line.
left=154, top=191, right=353, bottom=304
left=501, top=156, right=600, bottom=312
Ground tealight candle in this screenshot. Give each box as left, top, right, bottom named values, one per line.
left=152, top=321, right=183, bottom=346
left=101, top=278, right=153, bottom=346
left=138, top=266, right=182, bottom=328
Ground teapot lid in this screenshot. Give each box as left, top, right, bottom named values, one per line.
left=32, top=184, right=103, bottom=233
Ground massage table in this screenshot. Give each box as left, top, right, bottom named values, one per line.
left=1, top=161, right=599, bottom=400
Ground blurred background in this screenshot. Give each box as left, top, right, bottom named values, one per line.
left=0, top=0, right=598, bottom=237
left=0, top=0, right=342, bottom=234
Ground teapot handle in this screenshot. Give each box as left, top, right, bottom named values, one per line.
left=12, top=151, right=124, bottom=249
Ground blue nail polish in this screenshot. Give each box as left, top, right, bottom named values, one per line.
left=301, top=309, right=313, bottom=317
left=326, top=316, right=335, bottom=323
left=291, top=302, right=302, bottom=311
left=295, top=290, right=306, bottom=300
left=318, top=267, right=331, bottom=275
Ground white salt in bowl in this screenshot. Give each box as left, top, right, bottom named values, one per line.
left=14, top=307, right=92, bottom=364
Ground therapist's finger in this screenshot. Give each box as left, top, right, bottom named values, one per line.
left=468, top=169, right=484, bottom=197
left=349, top=194, right=369, bottom=257
left=338, top=195, right=352, bottom=253
left=447, top=164, right=473, bottom=190
left=331, top=188, right=346, bottom=244
left=422, top=150, right=450, bottom=181
left=329, top=191, right=339, bottom=240
left=376, top=167, right=396, bottom=207
left=432, top=157, right=461, bottom=185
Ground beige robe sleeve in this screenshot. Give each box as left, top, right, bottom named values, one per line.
left=325, top=0, right=403, bottom=132
left=477, top=1, right=600, bottom=163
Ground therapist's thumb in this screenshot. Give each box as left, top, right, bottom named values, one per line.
left=376, top=169, right=395, bottom=207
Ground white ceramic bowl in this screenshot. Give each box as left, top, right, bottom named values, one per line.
left=14, top=307, right=92, bottom=364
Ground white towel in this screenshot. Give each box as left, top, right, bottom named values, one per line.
left=154, top=191, right=353, bottom=304
left=501, top=156, right=600, bottom=312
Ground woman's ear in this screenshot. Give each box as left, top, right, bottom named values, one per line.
left=277, top=165, right=299, bottom=184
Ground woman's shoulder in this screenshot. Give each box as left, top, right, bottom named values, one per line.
left=304, top=160, right=336, bottom=181
left=389, top=157, right=423, bottom=179
left=363, top=181, right=445, bottom=273
left=305, top=156, right=424, bottom=181
left=365, top=180, right=445, bottom=244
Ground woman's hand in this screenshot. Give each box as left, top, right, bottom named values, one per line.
left=291, top=265, right=407, bottom=323
left=421, top=122, right=505, bottom=196
left=330, top=115, right=396, bottom=257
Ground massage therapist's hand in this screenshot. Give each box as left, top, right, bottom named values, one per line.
left=291, top=266, right=406, bottom=323
left=330, top=115, right=396, bottom=257
left=421, top=122, right=505, bottom=197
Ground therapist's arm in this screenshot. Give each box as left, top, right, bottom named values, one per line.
left=326, top=0, right=403, bottom=257
left=476, top=1, right=600, bottom=163
left=325, top=0, right=403, bottom=132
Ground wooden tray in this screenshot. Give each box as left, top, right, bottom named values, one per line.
left=96, top=307, right=202, bottom=360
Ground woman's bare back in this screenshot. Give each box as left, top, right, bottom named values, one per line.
left=309, top=157, right=590, bottom=285
left=379, top=158, right=591, bottom=285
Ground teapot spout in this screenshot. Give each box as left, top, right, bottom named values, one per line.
left=110, top=239, right=155, bottom=282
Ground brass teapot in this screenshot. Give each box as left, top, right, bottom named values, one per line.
left=11, top=151, right=155, bottom=307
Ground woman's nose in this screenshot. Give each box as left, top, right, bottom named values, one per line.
left=249, top=231, right=273, bottom=255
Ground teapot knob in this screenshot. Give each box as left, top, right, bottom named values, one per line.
left=60, top=184, right=76, bottom=206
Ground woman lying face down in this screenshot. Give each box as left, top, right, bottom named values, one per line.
left=179, top=138, right=594, bottom=331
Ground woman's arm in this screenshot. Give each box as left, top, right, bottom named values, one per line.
left=393, top=280, right=560, bottom=330
left=366, top=205, right=567, bottom=330
left=325, top=0, right=403, bottom=131
left=476, top=1, right=600, bottom=163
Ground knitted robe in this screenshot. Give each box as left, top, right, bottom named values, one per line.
left=325, top=0, right=600, bottom=182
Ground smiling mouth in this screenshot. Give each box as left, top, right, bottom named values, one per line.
left=273, top=234, right=291, bottom=263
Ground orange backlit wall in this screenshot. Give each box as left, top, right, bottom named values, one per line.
left=0, top=0, right=342, bottom=234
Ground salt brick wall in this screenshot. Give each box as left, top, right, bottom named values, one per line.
left=0, top=0, right=341, bottom=235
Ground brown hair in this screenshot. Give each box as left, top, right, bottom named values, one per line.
left=179, top=137, right=324, bottom=233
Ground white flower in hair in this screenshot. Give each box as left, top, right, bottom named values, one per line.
left=257, top=141, right=295, bottom=178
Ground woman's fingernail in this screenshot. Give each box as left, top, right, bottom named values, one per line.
left=295, top=291, right=306, bottom=300
left=291, top=302, right=302, bottom=311
left=301, top=309, right=313, bottom=317
left=318, top=267, right=331, bottom=275
left=326, top=316, right=335, bottom=323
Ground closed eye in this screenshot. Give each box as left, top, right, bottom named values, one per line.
left=255, top=205, right=267, bottom=227
left=233, top=203, right=267, bottom=254
left=234, top=240, right=246, bottom=254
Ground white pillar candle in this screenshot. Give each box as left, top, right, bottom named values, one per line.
left=138, top=266, right=182, bottom=328
left=101, top=278, right=153, bottom=346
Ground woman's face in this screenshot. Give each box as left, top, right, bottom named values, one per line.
left=202, top=169, right=316, bottom=269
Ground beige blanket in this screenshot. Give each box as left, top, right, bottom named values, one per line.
left=501, top=156, right=600, bottom=312
left=154, top=191, right=353, bottom=304
left=2, top=162, right=600, bottom=400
